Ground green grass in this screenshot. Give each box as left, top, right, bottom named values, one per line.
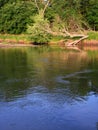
left=87, top=31, right=98, bottom=40
left=50, top=35, right=66, bottom=42
left=0, top=34, right=66, bottom=44
left=0, top=34, right=30, bottom=43
left=0, top=31, right=98, bottom=45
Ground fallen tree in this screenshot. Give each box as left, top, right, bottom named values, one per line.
left=28, top=0, right=88, bottom=45
left=66, top=35, right=88, bottom=46
left=43, top=27, right=88, bottom=46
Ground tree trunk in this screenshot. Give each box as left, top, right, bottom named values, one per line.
left=66, top=35, right=88, bottom=46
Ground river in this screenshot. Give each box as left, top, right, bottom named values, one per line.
left=0, top=47, right=98, bottom=130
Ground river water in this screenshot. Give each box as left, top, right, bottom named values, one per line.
left=0, top=47, right=98, bottom=130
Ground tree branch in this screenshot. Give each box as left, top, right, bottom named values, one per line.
left=43, top=0, right=50, bottom=15
left=67, top=35, right=88, bottom=46
left=34, top=0, right=40, bottom=13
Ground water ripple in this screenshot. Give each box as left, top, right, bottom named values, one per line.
left=56, top=70, right=93, bottom=84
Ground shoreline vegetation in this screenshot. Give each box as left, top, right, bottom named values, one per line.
left=0, top=31, right=98, bottom=48
left=0, top=0, right=98, bottom=47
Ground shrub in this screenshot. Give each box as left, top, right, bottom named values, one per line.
left=0, top=1, right=36, bottom=34
left=27, top=12, right=51, bottom=44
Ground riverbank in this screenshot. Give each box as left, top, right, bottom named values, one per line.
left=0, top=43, right=35, bottom=48
left=0, top=31, right=98, bottom=47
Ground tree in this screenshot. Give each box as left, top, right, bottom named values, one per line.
left=27, top=0, right=52, bottom=44
left=27, top=12, right=51, bottom=44
left=27, top=0, right=88, bottom=45
left=80, top=0, right=98, bottom=30
left=0, top=1, right=37, bottom=34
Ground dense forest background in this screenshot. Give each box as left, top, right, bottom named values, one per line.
left=0, top=0, right=98, bottom=35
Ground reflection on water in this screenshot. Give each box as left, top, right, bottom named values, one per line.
left=0, top=47, right=98, bottom=130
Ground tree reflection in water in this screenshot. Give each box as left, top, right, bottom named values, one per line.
left=0, top=47, right=98, bottom=103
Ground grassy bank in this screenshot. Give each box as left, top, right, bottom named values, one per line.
left=0, top=34, right=30, bottom=44
left=87, top=31, right=98, bottom=40
left=0, top=34, right=65, bottom=45
left=0, top=31, right=98, bottom=45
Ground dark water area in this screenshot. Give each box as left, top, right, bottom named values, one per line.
left=0, top=47, right=98, bottom=130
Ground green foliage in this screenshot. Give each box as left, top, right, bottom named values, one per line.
left=51, top=0, right=85, bottom=31
left=0, top=0, right=8, bottom=7
left=27, top=12, right=51, bottom=44
left=28, top=33, right=51, bottom=44
left=63, top=8, right=84, bottom=31
left=0, top=1, right=36, bottom=34
left=80, top=0, right=98, bottom=30
left=0, top=34, right=30, bottom=43
left=87, top=31, right=98, bottom=40
left=45, top=7, right=55, bottom=23
left=0, top=0, right=98, bottom=36
left=50, top=35, right=65, bottom=42
left=86, top=4, right=98, bottom=30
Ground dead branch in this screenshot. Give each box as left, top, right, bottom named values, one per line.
left=66, top=35, right=88, bottom=46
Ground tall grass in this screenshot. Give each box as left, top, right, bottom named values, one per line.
left=87, top=31, right=98, bottom=40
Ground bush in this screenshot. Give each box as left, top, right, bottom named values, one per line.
left=0, top=1, right=37, bottom=34
left=27, top=12, right=51, bottom=44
